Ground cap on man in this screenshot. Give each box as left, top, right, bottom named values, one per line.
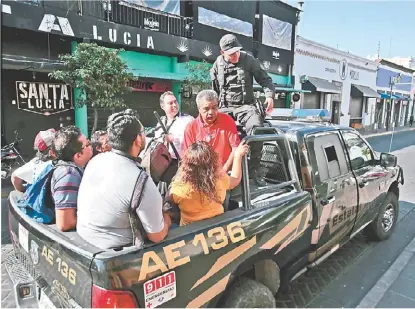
left=11, top=128, right=56, bottom=192
left=211, top=33, right=276, bottom=186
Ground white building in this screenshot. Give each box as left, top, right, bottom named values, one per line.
left=293, top=36, right=379, bottom=130
left=384, top=57, right=415, bottom=70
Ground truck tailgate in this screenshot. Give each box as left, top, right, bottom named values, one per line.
left=7, top=191, right=103, bottom=308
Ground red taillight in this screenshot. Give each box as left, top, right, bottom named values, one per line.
left=92, top=284, right=139, bottom=308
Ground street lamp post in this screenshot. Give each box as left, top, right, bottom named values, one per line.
left=386, top=73, right=402, bottom=131
left=387, top=73, right=402, bottom=152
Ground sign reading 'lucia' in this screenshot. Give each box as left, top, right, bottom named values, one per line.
left=15, top=81, right=73, bottom=116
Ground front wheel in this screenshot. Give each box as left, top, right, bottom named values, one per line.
left=219, top=277, right=276, bottom=308
left=365, top=192, right=399, bottom=241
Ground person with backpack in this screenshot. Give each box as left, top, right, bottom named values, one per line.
left=76, top=109, right=171, bottom=250
left=210, top=34, right=276, bottom=186
left=11, top=128, right=56, bottom=192
left=152, top=91, right=194, bottom=195
left=18, top=126, right=92, bottom=231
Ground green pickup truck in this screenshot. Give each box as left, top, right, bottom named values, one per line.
left=7, top=121, right=404, bottom=308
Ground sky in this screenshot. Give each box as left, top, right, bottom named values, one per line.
left=287, top=0, right=415, bottom=60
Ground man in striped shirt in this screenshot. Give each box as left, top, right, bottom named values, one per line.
left=51, top=126, right=93, bottom=231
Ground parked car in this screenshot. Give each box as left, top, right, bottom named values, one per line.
left=7, top=120, right=403, bottom=308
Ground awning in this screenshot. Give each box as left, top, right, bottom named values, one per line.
left=303, top=77, right=341, bottom=94
left=351, top=85, right=380, bottom=98
left=378, top=92, right=400, bottom=100
left=128, top=69, right=186, bottom=81
left=2, top=54, right=65, bottom=72
left=393, top=93, right=410, bottom=100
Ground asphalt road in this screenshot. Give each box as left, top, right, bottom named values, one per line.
left=1, top=129, right=415, bottom=308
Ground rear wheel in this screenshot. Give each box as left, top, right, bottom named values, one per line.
left=219, top=277, right=276, bottom=308
left=365, top=192, right=398, bottom=241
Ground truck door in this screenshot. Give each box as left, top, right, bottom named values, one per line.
left=340, top=130, right=388, bottom=233
left=305, top=131, right=358, bottom=262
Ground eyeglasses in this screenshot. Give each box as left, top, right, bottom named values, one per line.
left=82, top=140, right=91, bottom=149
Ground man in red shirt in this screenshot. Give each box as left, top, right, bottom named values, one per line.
left=182, top=90, right=240, bottom=172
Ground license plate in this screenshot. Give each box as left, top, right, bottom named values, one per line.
left=39, top=290, right=56, bottom=309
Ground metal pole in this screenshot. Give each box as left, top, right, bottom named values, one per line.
left=388, top=76, right=398, bottom=153
left=386, top=79, right=393, bottom=131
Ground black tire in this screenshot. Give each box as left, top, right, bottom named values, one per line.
left=365, top=192, right=399, bottom=241
left=220, top=277, right=276, bottom=308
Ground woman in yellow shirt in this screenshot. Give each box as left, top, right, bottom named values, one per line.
left=168, top=141, right=249, bottom=226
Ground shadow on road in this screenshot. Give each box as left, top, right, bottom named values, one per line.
left=367, top=130, right=415, bottom=153
left=275, top=200, right=415, bottom=308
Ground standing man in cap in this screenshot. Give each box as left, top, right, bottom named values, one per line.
left=211, top=34, right=275, bottom=186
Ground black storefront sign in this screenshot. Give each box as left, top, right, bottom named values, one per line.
left=2, top=1, right=220, bottom=62
left=15, top=81, right=73, bottom=116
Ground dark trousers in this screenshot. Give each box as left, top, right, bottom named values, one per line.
left=220, top=104, right=264, bottom=174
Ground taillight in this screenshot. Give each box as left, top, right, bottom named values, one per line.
left=92, top=284, right=139, bottom=308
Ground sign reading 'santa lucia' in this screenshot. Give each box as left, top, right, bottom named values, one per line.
left=15, top=81, right=73, bottom=116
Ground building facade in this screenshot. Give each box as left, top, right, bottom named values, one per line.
left=1, top=0, right=300, bottom=157
left=375, top=59, right=414, bottom=129
left=384, top=57, right=415, bottom=70
left=294, top=37, right=380, bottom=129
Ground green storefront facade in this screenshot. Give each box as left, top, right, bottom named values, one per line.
left=73, top=44, right=292, bottom=137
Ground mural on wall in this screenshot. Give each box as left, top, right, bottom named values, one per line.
left=15, top=81, right=73, bottom=116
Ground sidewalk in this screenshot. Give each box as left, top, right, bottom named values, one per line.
left=359, top=125, right=415, bottom=138
left=357, top=236, right=415, bottom=308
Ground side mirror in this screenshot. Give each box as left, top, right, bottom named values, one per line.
left=380, top=153, right=397, bottom=168
left=351, top=157, right=365, bottom=170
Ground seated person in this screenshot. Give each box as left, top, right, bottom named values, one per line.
left=12, top=128, right=56, bottom=192
left=77, top=109, right=171, bottom=250
left=90, top=130, right=111, bottom=158
left=51, top=126, right=92, bottom=231
left=182, top=89, right=240, bottom=172
left=167, top=140, right=249, bottom=226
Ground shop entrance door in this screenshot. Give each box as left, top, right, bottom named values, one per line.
left=331, top=101, right=340, bottom=124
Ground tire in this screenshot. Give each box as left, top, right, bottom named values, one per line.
left=365, top=192, right=399, bottom=241
left=220, top=277, right=276, bottom=308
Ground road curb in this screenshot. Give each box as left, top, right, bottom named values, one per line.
left=364, top=127, right=415, bottom=138
left=356, top=236, right=415, bottom=308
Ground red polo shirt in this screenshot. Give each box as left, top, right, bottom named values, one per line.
left=182, top=113, right=240, bottom=166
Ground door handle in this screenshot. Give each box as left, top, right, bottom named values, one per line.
left=321, top=196, right=336, bottom=206
left=359, top=179, right=368, bottom=188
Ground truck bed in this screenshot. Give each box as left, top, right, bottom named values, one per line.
left=7, top=191, right=102, bottom=308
